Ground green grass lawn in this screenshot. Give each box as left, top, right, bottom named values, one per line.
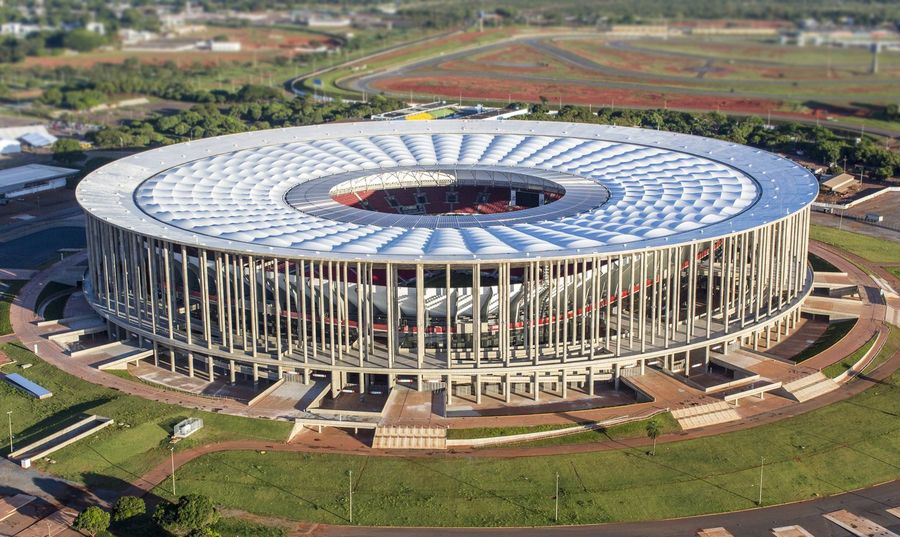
left=822, top=334, right=877, bottom=378
left=0, top=280, right=25, bottom=335
left=447, top=422, right=575, bottom=440
left=0, top=342, right=291, bottom=494
left=792, top=319, right=856, bottom=363
left=810, top=225, right=900, bottom=264
left=889, top=267, right=900, bottom=280
left=159, top=366, right=900, bottom=526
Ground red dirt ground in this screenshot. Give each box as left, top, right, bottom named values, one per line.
left=373, top=74, right=792, bottom=116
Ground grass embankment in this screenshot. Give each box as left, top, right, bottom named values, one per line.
left=0, top=342, right=291, bottom=493
left=35, top=281, right=76, bottom=321
left=514, top=413, right=680, bottom=448
left=161, top=365, right=900, bottom=526
left=0, top=280, right=25, bottom=335
left=447, top=413, right=680, bottom=448
left=810, top=225, right=900, bottom=264
left=861, top=324, right=900, bottom=377
left=808, top=253, right=840, bottom=273
left=447, top=422, right=573, bottom=440
left=792, top=319, right=856, bottom=363
left=822, top=334, right=877, bottom=378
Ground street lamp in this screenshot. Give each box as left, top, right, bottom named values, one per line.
left=758, top=456, right=765, bottom=506
left=349, top=469, right=353, bottom=524
left=555, top=471, right=559, bottom=523
left=6, top=411, right=12, bottom=454
left=170, top=447, right=176, bottom=497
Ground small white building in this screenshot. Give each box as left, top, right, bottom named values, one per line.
left=0, top=163, right=79, bottom=201
left=0, top=23, right=43, bottom=37
left=173, top=417, right=204, bottom=438
left=0, top=125, right=56, bottom=152
left=208, top=40, right=241, bottom=52
left=19, top=131, right=58, bottom=148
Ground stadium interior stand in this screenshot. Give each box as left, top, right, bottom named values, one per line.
left=332, top=186, right=559, bottom=216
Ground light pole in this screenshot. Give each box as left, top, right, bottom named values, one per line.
left=758, top=456, right=765, bottom=506
left=170, top=447, right=176, bottom=497
left=349, top=469, right=353, bottom=524
left=6, top=411, right=12, bottom=454
left=554, top=471, right=559, bottom=523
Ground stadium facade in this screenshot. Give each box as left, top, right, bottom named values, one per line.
left=77, top=121, right=819, bottom=403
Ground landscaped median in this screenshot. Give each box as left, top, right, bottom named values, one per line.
left=158, top=366, right=900, bottom=527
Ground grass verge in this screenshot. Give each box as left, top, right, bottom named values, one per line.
left=0, top=280, right=25, bottom=335
left=810, top=225, right=900, bottom=264
left=511, top=413, right=680, bottom=448
left=158, top=365, right=900, bottom=526
left=792, top=319, right=856, bottom=363
left=0, top=342, right=291, bottom=494
left=447, top=422, right=575, bottom=440
left=822, top=334, right=877, bottom=379
left=861, top=324, right=900, bottom=377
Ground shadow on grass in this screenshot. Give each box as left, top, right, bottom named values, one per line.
left=7, top=398, right=115, bottom=454
left=402, top=457, right=552, bottom=522
left=213, top=457, right=350, bottom=522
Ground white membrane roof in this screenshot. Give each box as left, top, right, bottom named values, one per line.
left=77, top=120, right=819, bottom=263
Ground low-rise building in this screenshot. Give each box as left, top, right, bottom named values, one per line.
left=820, top=172, right=857, bottom=195
left=0, top=163, right=79, bottom=202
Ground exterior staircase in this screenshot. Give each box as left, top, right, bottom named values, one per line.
left=672, top=401, right=741, bottom=430
left=782, top=372, right=839, bottom=402
left=372, top=425, right=447, bottom=450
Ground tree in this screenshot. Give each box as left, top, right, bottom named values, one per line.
left=112, top=495, right=145, bottom=522
left=188, top=528, right=222, bottom=537
left=154, top=494, right=220, bottom=536
left=61, top=29, right=106, bottom=52
left=645, top=419, right=661, bottom=456
left=52, top=138, right=85, bottom=165
left=73, top=506, right=110, bottom=537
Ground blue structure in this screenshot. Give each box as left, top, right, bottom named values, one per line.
left=3, top=373, right=52, bottom=399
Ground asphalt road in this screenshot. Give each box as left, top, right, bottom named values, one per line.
left=326, top=480, right=900, bottom=536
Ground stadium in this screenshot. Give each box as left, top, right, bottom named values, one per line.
left=76, top=120, right=819, bottom=407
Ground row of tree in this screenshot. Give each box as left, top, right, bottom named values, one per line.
left=523, top=104, right=899, bottom=180
left=89, top=94, right=404, bottom=148
left=85, top=92, right=896, bottom=179
left=0, top=29, right=110, bottom=63
left=37, top=59, right=293, bottom=110
left=73, top=493, right=221, bottom=537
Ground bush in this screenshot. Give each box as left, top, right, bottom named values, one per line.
left=155, top=494, right=220, bottom=536
left=112, top=496, right=145, bottom=522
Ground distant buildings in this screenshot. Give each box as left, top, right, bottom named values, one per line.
left=820, top=173, right=859, bottom=196
left=0, top=126, right=58, bottom=154
left=0, top=164, right=78, bottom=202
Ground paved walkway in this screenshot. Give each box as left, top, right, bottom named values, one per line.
left=802, top=242, right=888, bottom=371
